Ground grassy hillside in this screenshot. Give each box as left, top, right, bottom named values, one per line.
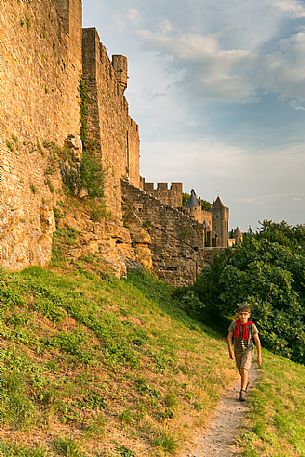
left=0, top=266, right=237, bottom=457
left=240, top=352, right=305, bottom=457
left=1, top=265, right=304, bottom=457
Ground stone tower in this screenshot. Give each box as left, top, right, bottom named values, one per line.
left=185, top=189, right=202, bottom=222
left=211, top=196, right=229, bottom=247
left=185, top=189, right=213, bottom=246
left=112, top=55, right=128, bottom=92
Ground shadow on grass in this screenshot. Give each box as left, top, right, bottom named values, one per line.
left=14, top=265, right=225, bottom=344
left=125, top=268, right=224, bottom=341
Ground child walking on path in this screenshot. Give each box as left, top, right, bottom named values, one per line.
left=227, top=303, right=262, bottom=401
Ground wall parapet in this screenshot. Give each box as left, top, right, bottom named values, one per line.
left=122, top=179, right=205, bottom=287
left=143, top=181, right=183, bottom=208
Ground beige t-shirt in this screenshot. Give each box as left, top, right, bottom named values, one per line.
left=228, top=320, right=258, bottom=355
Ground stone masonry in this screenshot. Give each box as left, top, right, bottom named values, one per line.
left=0, top=0, right=82, bottom=144
left=122, top=180, right=205, bottom=287
left=143, top=181, right=183, bottom=208
left=0, top=0, right=230, bottom=284
left=0, top=0, right=82, bottom=269
left=82, top=28, right=140, bottom=220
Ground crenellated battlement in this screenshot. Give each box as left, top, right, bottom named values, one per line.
left=143, top=182, right=183, bottom=208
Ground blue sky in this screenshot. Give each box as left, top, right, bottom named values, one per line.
left=83, top=0, right=305, bottom=230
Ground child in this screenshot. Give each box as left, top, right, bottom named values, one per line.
left=227, top=303, right=262, bottom=401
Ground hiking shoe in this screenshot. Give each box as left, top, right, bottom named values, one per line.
left=239, top=390, right=246, bottom=402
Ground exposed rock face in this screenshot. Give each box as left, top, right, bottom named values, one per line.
left=131, top=228, right=153, bottom=271
left=53, top=203, right=136, bottom=278
left=65, top=134, right=83, bottom=164
left=0, top=141, right=56, bottom=270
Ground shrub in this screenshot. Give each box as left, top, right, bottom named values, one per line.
left=193, top=221, right=305, bottom=364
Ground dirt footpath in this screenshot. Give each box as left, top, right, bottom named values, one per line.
left=181, top=366, right=259, bottom=457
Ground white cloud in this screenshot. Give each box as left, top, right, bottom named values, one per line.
left=137, top=25, right=305, bottom=103
left=237, top=192, right=305, bottom=206
left=257, top=32, right=305, bottom=101
left=290, top=101, right=305, bottom=111
left=114, top=8, right=142, bottom=31
left=141, top=137, right=245, bottom=184
left=83, top=0, right=305, bottom=229
left=158, top=19, right=174, bottom=34
left=137, top=29, right=256, bottom=100
left=127, top=8, right=141, bottom=24
left=87, top=1, right=305, bottom=103
left=272, top=0, right=305, bottom=16
left=137, top=30, right=250, bottom=62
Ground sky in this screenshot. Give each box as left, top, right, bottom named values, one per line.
left=82, top=0, right=305, bottom=231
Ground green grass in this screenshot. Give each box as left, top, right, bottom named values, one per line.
left=0, top=266, right=236, bottom=456
left=239, top=351, right=305, bottom=457
left=1, top=265, right=304, bottom=456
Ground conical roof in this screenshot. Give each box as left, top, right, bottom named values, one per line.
left=213, top=196, right=225, bottom=207
left=185, top=189, right=200, bottom=208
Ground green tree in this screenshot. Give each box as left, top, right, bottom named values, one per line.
left=193, top=221, right=305, bottom=364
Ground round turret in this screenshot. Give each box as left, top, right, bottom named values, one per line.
left=186, top=189, right=200, bottom=208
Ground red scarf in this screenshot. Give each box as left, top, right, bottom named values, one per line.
left=234, top=320, right=254, bottom=341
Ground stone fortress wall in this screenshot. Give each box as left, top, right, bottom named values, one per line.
left=143, top=183, right=229, bottom=249
left=122, top=180, right=205, bottom=287
left=0, top=0, right=82, bottom=269
left=0, top=0, right=232, bottom=284
left=82, top=28, right=140, bottom=220
left=143, top=181, right=183, bottom=209
left=0, top=0, right=82, bottom=144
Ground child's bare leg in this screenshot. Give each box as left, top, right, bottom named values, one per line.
left=240, top=368, right=249, bottom=391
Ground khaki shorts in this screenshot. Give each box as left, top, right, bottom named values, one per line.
left=235, top=349, right=253, bottom=371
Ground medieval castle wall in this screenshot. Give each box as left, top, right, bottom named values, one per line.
left=0, top=0, right=82, bottom=144
left=0, top=1, right=228, bottom=284
left=82, top=28, right=140, bottom=220
left=185, top=206, right=212, bottom=226
left=0, top=0, right=82, bottom=269
left=122, top=180, right=205, bottom=287
left=143, top=181, right=183, bottom=208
